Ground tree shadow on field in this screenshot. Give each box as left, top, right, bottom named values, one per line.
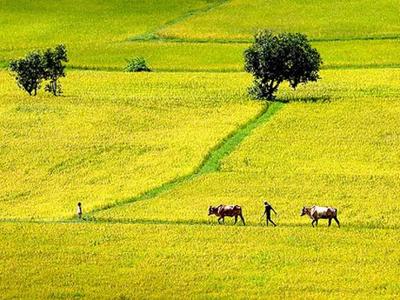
left=274, top=94, right=332, bottom=104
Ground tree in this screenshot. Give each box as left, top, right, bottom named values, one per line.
left=9, top=45, right=68, bottom=96
left=9, top=51, right=44, bottom=96
left=244, top=30, right=322, bottom=100
left=42, top=44, right=68, bottom=96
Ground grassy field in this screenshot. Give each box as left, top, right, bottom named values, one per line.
left=159, top=0, right=400, bottom=40
left=1, top=1, right=399, bottom=71
left=3, top=39, right=400, bottom=71
left=0, top=70, right=263, bottom=219
left=1, top=223, right=399, bottom=299
left=1, top=0, right=400, bottom=298
left=0, top=0, right=212, bottom=46
left=0, top=0, right=220, bottom=69
left=93, top=69, right=400, bottom=229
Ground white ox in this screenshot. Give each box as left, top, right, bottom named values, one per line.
left=301, top=206, right=340, bottom=227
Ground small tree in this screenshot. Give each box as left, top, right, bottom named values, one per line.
left=125, top=57, right=151, bottom=72
left=9, top=51, right=44, bottom=96
left=42, top=44, right=68, bottom=96
left=244, top=30, right=322, bottom=100
left=9, top=45, right=68, bottom=96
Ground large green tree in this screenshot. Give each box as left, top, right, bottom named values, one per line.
left=244, top=30, right=322, bottom=100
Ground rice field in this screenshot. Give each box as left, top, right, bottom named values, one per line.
left=93, top=69, right=400, bottom=229
left=0, top=70, right=262, bottom=219
left=1, top=223, right=399, bottom=299
left=1, top=1, right=399, bottom=71
left=0, top=0, right=211, bottom=46
left=159, top=0, right=400, bottom=40
left=1, top=0, right=400, bottom=298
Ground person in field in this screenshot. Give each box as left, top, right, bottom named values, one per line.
left=262, top=201, right=277, bottom=226
left=77, top=202, right=82, bottom=219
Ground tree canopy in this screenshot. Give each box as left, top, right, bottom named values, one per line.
left=42, top=44, right=68, bottom=96
left=244, top=30, right=322, bottom=100
left=9, top=45, right=68, bottom=96
left=9, top=51, right=44, bottom=96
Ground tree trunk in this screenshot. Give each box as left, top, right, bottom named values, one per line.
left=266, top=80, right=282, bottom=100
left=53, top=80, right=57, bottom=96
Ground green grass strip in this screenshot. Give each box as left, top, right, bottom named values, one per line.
left=129, top=0, right=229, bottom=42
left=198, top=102, right=283, bottom=174
left=85, top=102, right=283, bottom=217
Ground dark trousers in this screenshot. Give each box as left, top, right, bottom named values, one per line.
left=266, top=215, right=276, bottom=226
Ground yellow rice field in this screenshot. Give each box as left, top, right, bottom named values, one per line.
left=1, top=0, right=400, bottom=298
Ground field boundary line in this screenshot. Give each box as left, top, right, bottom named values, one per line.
left=84, top=102, right=283, bottom=217
left=30, top=64, right=400, bottom=73
left=72, top=64, right=400, bottom=72
left=2, top=61, right=400, bottom=73
left=128, top=34, right=400, bottom=44
left=128, top=0, right=230, bottom=42
left=1, top=217, right=399, bottom=231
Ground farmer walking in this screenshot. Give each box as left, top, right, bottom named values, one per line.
left=262, top=201, right=277, bottom=226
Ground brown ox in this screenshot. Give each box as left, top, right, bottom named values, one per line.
left=301, top=206, right=340, bottom=227
left=208, top=205, right=245, bottom=225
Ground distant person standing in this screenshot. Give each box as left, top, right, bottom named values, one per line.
left=77, top=202, right=82, bottom=219
left=262, top=201, right=277, bottom=226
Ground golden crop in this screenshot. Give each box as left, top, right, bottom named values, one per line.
left=95, top=69, right=400, bottom=229
left=2, top=66, right=399, bottom=299
left=1, top=1, right=399, bottom=71
left=1, top=1, right=400, bottom=298
left=159, top=0, right=400, bottom=40
left=0, top=70, right=262, bottom=219
left=1, top=222, right=399, bottom=299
